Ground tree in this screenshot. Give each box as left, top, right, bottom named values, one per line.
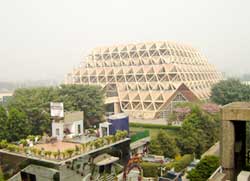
left=0, top=106, right=8, bottom=140
left=176, top=104, right=220, bottom=157
left=187, top=155, right=219, bottom=181
left=149, top=130, right=179, bottom=158
left=58, top=85, right=105, bottom=125
left=211, top=78, right=250, bottom=105
left=6, top=108, right=31, bottom=142
left=7, top=85, right=105, bottom=135
left=0, top=167, right=4, bottom=181
left=149, top=139, right=163, bottom=156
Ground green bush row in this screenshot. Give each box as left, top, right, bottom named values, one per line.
left=140, top=161, right=172, bottom=177
left=129, top=122, right=181, bottom=131
left=140, top=154, right=193, bottom=177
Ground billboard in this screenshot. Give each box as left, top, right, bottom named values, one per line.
left=50, top=102, right=64, bottom=118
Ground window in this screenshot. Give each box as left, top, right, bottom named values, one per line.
left=78, top=124, right=81, bottom=134
left=56, top=128, right=60, bottom=136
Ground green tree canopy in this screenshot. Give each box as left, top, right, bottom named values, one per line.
left=187, top=155, right=219, bottom=181
left=149, top=130, right=179, bottom=158
left=176, top=104, right=220, bottom=157
left=7, top=108, right=32, bottom=142
left=0, top=106, right=8, bottom=140
left=4, top=84, right=105, bottom=140
left=0, top=167, right=4, bottom=181
left=211, top=78, right=250, bottom=105
left=58, top=85, right=105, bottom=124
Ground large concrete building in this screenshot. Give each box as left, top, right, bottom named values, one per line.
left=65, top=41, right=222, bottom=119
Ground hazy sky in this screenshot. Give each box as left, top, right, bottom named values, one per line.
left=0, top=0, right=249, bottom=82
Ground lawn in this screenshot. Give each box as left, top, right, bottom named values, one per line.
left=130, top=126, right=179, bottom=139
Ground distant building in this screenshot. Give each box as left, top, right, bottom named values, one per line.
left=65, top=41, right=222, bottom=120
left=242, top=81, right=250, bottom=85
left=0, top=91, right=13, bottom=104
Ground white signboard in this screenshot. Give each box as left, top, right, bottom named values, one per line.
left=50, top=102, right=64, bottom=118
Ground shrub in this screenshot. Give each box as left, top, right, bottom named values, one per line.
left=27, top=135, right=35, bottom=142
left=6, top=144, right=17, bottom=152
left=115, top=130, right=128, bottom=141
left=141, top=162, right=172, bottom=177
left=52, top=152, right=59, bottom=159
left=19, top=139, right=28, bottom=146
left=0, top=140, right=8, bottom=149
left=187, top=155, right=219, bottom=181
left=81, top=143, right=86, bottom=152
left=37, top=149, right=42, bottom=156
left=66, top=149, right=74, bottom=158
left=173, top=154, right=193, bottom=172
left=75, top=145, right=80, bottom=153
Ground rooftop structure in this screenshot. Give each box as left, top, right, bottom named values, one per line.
left=0, top=110, right=134, bottom=180
left=65, top=41, right=222, bottom=119
left=52, top=111, right=84, bottom=141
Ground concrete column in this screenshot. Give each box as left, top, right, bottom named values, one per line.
left=221, top=120, right=235, bottom=180
left=114, top=102, right=121, bottom=114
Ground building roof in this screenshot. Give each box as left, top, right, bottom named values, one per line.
left=108, top=113, right=128, bottom=120
left=65, top=41, right=222, bottom=119
left=34, top=141, right=81, bottom=152
left=222, top=102, right=250, bottom=121
left=93, top=153, right=119, bottom=166
left=63, top=111, right=83, bottom=124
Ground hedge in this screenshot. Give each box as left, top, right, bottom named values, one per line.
left=140, top=154, right=193, bottom=177
left=129, top=122, right=181, bottom=131
left=140, top=162, right=172, bottom=177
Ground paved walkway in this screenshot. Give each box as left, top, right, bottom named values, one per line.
left=130, top=118, right=167, bottom=125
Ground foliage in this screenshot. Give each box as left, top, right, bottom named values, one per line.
left=3, top=85, right=105, bottom=141
left=187, top=156, right=219, bottom=181
left=0, top=140, right=8, bottom=149
left=0, top=106, right=8, bottom=141
left=58, top=85, right=105, bottom=125
left=27, top=135, right=35, bottom=142
left=176, top=104, right=220, bottom=157
left=66, top=149, right=74, bottom=158
left=115, top=130, right=128, bottom=141
left=0, top=167, right=4, bottom=181
left=149, top=139, right=163, bottom=155
left=19, top=139, right=28, bottom=146
left=211, top=78, right=250, bottom=105
left=6, top=108, right=31, bottom=142
left=173, top=154, right=193, bottom=172
left=149, top=130, right=179, bottom=158
left=141, top=154, right=192, bottom=177
left=141, top=161, right=171, bottom=177
left=129, top=122, right=181, bottom=131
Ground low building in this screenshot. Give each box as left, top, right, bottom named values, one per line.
left=0, top=91, right=13, bottom=104
left=0, top=111, right=131, bottom=181
left=52, top=112, right=84, bottom=140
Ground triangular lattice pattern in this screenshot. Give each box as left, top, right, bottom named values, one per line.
left=65, top=41, right=223, bottom=119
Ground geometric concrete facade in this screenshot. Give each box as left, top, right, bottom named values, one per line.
left=221, top=102, right=250, bottom=181
left=65, top=41, right=222, bottom=119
